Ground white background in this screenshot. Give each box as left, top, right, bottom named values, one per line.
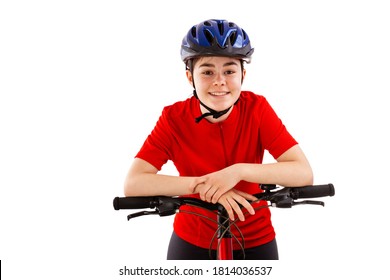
left=1, top=0, right=389, bottom=279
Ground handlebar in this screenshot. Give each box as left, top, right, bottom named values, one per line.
left=291, top=184, right=335, bottom=199
left=113, top=184, right=335, bottom=219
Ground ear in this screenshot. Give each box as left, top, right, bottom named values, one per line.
left=241, top=68, right=247, bottom=84
left=186, top=70, right=193, bottom=85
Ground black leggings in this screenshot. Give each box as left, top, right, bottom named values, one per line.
left=167, top=231, right=279, bottom=260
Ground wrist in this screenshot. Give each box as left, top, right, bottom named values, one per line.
left=232, top=163, right=244, bottom=182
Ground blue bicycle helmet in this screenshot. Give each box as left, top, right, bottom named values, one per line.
left=181, top=19, right=254, bottom=64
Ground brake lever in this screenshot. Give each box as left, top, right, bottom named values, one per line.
left=127, top=210, right=159, bottom=220
left=271, top=198, right=325, bottom=208
left=293, top=200, right=325, bottom=207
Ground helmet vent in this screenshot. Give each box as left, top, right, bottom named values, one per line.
left=229, top=31, right=237, bottom=45
left=217, top=21, right=224, bottom=36
left=203, top=29, right=214, bottom=45
left=242, top=30, right=248, bottom=40
left=191, top=26, right=197, bottom=38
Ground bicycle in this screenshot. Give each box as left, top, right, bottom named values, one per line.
left=113, top=183, right=335, bottom=260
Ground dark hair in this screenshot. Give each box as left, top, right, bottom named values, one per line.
left=186, top=57, right=245, bottom=73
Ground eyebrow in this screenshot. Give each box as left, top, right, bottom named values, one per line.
left=198, top=61, right=239, bottom=68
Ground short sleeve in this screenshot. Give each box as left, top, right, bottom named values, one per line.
left=135, top=108, right=173, bottom=170
left=258, top=97, right=298, bottom=159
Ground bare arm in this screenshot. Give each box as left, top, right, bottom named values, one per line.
left=124, top=158, right=257, bottom=221
left=240, top=144, right=313, bottom=187
left=191, top=144, right=313, bottom=203
left=124, top=144, right=312, bottom=221
left=124, top=158, right=194, bottom=197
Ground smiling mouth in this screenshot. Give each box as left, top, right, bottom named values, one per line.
left=209, top=91, right=229, bottom=96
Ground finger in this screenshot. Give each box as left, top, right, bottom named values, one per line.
left=199, top=185, right=213, bottom=201
left=230, top=199, right=245, bottom=221
left=237, top=197, right=255, bottom=216
left=224, top=200, right=236, bottom=221
left=219, top=197, right=235, bottom=221
left=211, top=188, right=225, bottom=204
left=234, top=190, right=257, bottom=202
left=232, top=191, right=256, bottom=215
left=199, top=187, right=206, bottom=201
left=211, top=184, right=233, bottom=204
left=205, top=186, right=219, bottom=203
left=230, top=193, right=251, bottom=221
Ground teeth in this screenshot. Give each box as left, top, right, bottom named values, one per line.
left=210, top=92, right=228, bottom=96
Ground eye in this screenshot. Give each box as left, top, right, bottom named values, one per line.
left=203, top=70, right=213, bottom=75
left=225, top=70, right=235, bottom=75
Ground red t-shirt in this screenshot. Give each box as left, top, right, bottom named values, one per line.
left=136, top=91, right=298, bottom=250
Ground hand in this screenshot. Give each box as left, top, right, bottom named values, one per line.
left=189, top=165, right=241, bottom=203
left=217, top=189, right=257, bottom=221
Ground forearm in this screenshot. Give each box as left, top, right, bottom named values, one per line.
left=237, top=161, right=313, bottom=187
left=124, top=172, right=194, bottom=197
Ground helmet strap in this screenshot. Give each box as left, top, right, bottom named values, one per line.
left=193, top=90, right=239, bottom=123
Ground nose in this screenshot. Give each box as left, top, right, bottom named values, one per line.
left=213, top=73, right=226, bottom=86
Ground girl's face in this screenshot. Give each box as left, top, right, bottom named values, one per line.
left=187, top=56, right=245, bottom=122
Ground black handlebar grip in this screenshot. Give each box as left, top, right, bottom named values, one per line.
left=113, top=196, right=156, bottom=210
left=292, top=184, right=335, bottom=199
